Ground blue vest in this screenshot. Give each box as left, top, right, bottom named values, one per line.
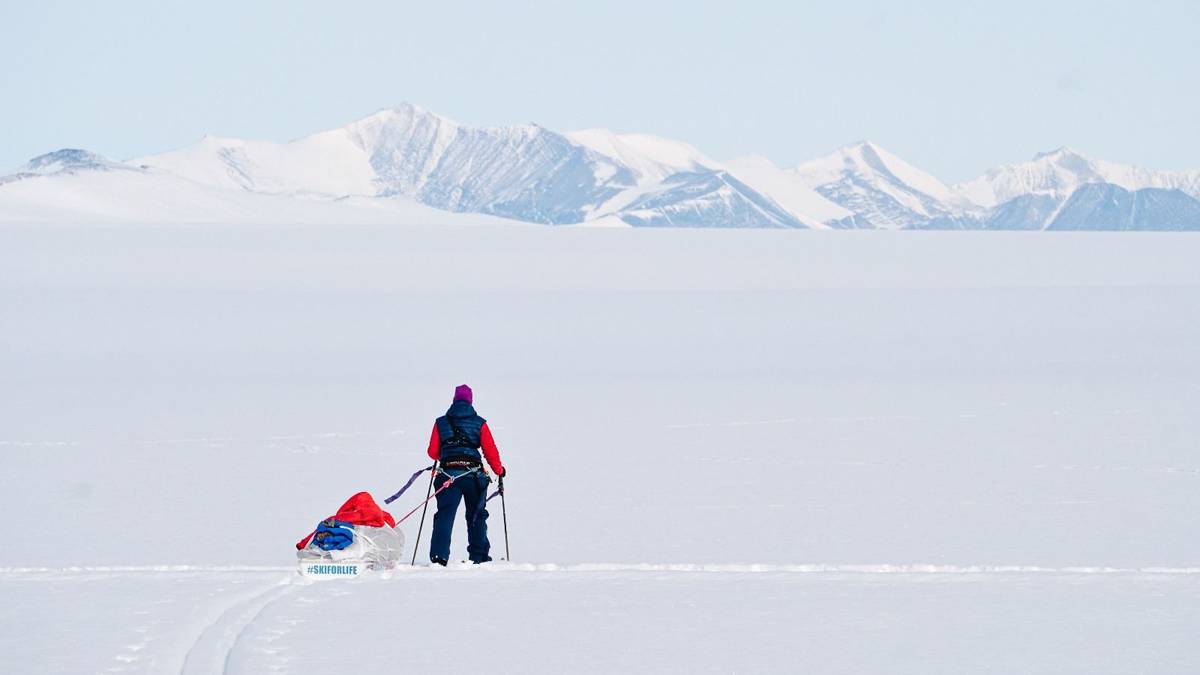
left=436, top=401, right=486, bottom=464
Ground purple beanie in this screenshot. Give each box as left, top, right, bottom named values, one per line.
left=453, top=384, right=473, bottom=404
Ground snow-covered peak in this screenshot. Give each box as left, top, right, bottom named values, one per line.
left=795, top=141, right=958, bottom=206
left=955, top=149, right=1100, bottom=208
left=955, top=147, right=1200, bottom=208
left=137, top=108, right=451, bottom=197
left=338, top=105, right=460, bottom=171
left=133, top=105, right=635, bottom=223
left=346, top=103, right=558, bottom=147
left=790, top=142, right=969, bottom=227
left=343, top=104, right=460, bottom=143
left=196, top=134, right=245, bottom=146
left=1031, top=146, right=1085, bottom=162
left=566, top=129, right=716, bottom=184
left=16, top=149, right=134, bottom=176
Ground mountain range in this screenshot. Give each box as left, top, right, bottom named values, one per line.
left=3, top=103, right=1199, bottom=230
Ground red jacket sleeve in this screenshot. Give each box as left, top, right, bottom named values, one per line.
left=427, top=423, right=440, bottom=461
left=480, top=422, right=504, bottom=475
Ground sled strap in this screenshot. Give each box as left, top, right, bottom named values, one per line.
left=384, top=464, right=435, bottom=505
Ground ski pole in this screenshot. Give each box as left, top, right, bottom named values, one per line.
left=410, top=461, right=438, bottom=566
left=499, top=474, right=510, bottom=561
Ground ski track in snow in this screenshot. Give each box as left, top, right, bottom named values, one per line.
left=178, top=577, right=297, bottom=675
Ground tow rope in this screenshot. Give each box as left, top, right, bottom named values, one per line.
left=384, top=465, right=435, bottom=505
left=392, top=466, right=481, bottom=526
left=387, top=463, right=501, bottom=527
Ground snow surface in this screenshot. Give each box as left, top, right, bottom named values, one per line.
left=0, top=166, right=524, bottom=226
left=4, top=566, right=1199, bottom=674
left=3, top=225, right=1200, bottom=672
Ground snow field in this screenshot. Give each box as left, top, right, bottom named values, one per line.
left=2, top=225, right=1199, bottom=672
left=4, top=566, right=1199, bottom=674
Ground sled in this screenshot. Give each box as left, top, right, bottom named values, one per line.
left=297, top=524, right=405, bottom=578
left=295, top=492, right=404, bottom=578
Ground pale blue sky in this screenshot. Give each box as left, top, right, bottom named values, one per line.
left=3, top=0, right=1198, bottom=181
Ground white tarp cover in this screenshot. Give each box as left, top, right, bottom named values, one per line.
left=297, top=525, right=405, bottom=570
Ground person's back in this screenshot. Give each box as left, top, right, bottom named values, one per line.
left=426, top=384, right=505, bottom=565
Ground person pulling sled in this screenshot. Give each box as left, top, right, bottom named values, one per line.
left=426, top=384, right=506, bottom=565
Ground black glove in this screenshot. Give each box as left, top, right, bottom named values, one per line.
left=498, top=467, right=507, bottom=478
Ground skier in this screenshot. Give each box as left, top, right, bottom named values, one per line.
left=426, top=384, right=506, bottom=565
